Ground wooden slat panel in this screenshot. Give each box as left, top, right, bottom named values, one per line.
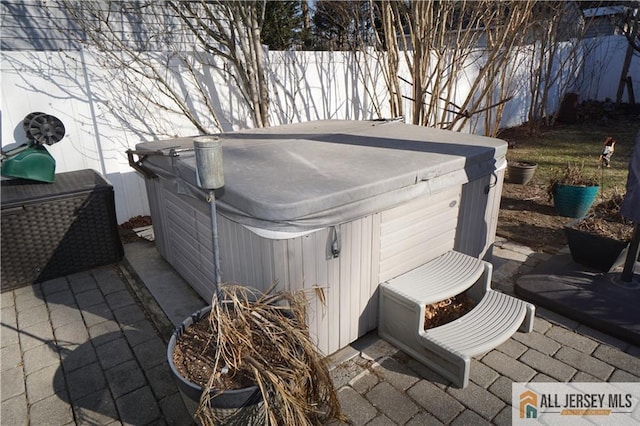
left=338, top=221, right=353, bottom=349
left=312, top=229, right=331, bottom=355
left=368, top=212, right=382, bottom=330
left=379, top=231, right=456, bottom=283
left=378, top=188, right=461, bottom=283
left=154, top=181, right=383, bottom=356
left=454, top=169, right=504, bottom=259
left=327, top=231, right=342, bottom=355
left=349, top=219, right=363, bottom=345
left=379, top=210, right=459, bottom=258
left=301, top=232, right=319, bottom=349
left=358, top=214, right=374, bottom=333
left=381, top=188, right=459, bottom=224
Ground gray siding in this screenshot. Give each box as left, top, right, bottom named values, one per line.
left=3, top=0, right=84, bottom=50
left=1, top=0, right=193, bottom=51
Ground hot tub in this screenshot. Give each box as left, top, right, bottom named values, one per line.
left=134, top=119, right=507, bottom=355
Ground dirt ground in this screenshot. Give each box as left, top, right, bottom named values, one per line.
left=497, top=182, right=568, bottom=253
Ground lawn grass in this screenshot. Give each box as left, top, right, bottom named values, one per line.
left=498, top=120, right=640, bottom=199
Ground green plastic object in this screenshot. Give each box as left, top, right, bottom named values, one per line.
left=1, top=145, right=56, bottom=183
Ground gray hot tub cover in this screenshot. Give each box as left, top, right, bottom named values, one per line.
left=135, top=120, right=507, bottom=233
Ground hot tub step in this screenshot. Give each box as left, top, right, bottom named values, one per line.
left=378, top=250, right=534, bottom=388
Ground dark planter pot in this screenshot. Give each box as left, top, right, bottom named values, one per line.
left=167, top=306, right=261, bottom=410
left=553, top=184, right=599, bottom=219
left=564, top=219, right=629, bottom=272
left=507, top=161, right=537, bottom=185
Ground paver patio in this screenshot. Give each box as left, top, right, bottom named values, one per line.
left=1, top=237, right=639, bottom=425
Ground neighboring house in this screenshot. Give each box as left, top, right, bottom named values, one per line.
left=1, top=0, right=199, bottom=52
left=582, top=6, right=629, bottom=38
left=1, top=0, right=81, bottom=50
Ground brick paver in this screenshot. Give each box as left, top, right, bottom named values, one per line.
left=593, top=345, right=640, bottom=376
left=519, top=349, right=576, bottom=381
left=367, top=381, right=419, bottom=424
left=554, top=346, right=614, bottom=380
left=372, top=356, right=420, bottom=391
left=451, top=409, right=491, bottom=425
left=2, top=241, right=640, bottom=426
left=338, top=386, right=377, bottom=424
left=495, top=338, right=527, bottom=358
left=0, top=266, right=196, bottom=425
left=1, top=396, right=28, bottom=426
left=512, top=330, right=561, bottom=355
left=492, top=406, right=513, bottom=426
left=545, top=325, right=599, bottom=354
left=469, top=359, right=499, bottom=388
left=481, top=350, right=537, bottom=382
left=1, top=343, right=21, bottom=371
left=29, top=393, right=74, bottom=425
left=25, top=364, right=64, bottom=404
left=22, top=344, right=60, bottom=376
left=447, top=381, right=505, bottom=420
left=1, top=366, right=25, bottom=401
left=407, top=381, right=465, bottom=424
left=18, top=321, right=54, bottom=352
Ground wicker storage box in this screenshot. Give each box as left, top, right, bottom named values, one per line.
left=1, top=169, right=124, bottom=291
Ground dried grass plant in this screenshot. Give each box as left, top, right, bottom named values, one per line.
left=194, top=284, right=344, bottom=425
left=575, top=190, right=634, bottom=241
left=547, top=162, right=600, bottom=201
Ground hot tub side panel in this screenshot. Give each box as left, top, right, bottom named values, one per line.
left=213, top=186, right=463, bottom=356
left=377, top=187, right=462, bottom=283
left=217, top=213, right=382, bottom=356
left=455, top=167, right=506, bottom=259
left=144, top=174, right=498, bottom=356
left=144, top=177, right=169, bottom=260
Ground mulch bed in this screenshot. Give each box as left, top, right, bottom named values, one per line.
left=118, top=215, right=152, bottom=244
left=424, top=293, right=476, bottom=330
left=574, top=194, right=634, bottom=241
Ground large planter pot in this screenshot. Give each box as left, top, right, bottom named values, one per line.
left=553, top=184, right=599, bottom=219
left=167, top=306, right=262, bottom=420
left=506, top=161, right=537, bottom=185
left=564, top=219, right=629, bottom=272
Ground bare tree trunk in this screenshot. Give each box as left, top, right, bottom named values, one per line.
left=53, top=0, right=271, bottom=132
left=364, top=0, right=539, bottom=136
left=616, top=42, right=635, bottom=106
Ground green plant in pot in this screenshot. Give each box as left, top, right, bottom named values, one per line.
left=168, top=284, right=345, bottom=425
left=564, top=191, right=634, bottom=272
left=548, top=163, right=600, bottom=219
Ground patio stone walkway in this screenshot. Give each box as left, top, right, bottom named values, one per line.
left=2, top=237, right=639, bottom=425
left=1, top=267, right=192, bottom=425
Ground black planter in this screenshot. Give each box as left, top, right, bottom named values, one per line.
left=167, top=306, right=262, bottom=410
left=564, top=219, right=629, bottom=272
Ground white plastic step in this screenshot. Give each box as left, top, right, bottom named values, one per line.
left=384, top=250, right=489, bottom=305
left=378, top=250, right=535, bottom=388
left=418, top=289, right=534, bottom=387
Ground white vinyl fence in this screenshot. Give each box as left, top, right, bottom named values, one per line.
left=1, top=36, right=638, bottom=223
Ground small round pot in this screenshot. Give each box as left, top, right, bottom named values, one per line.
left=506, top=161, right=537, bottom=185
left=553, top=184, right=599, bottom=219
left=167, top=306, right=261, bottom=409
